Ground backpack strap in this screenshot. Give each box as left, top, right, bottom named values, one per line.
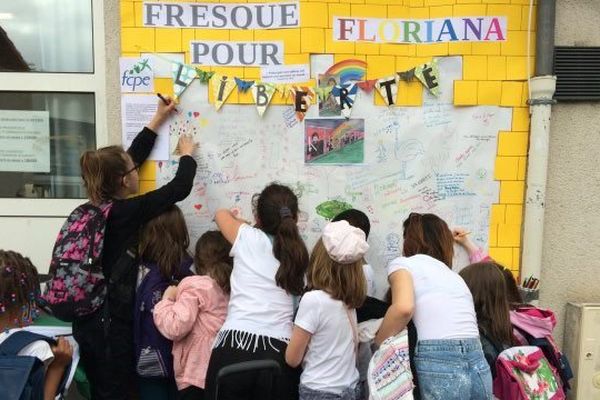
left=0, top=331, right=73, bottom=397
left=512, top=325, right=535, bottom=344
left=0, top=331, right=56, bottom=356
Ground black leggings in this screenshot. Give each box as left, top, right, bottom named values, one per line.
left=73, top=312, right=136, bottom=400
left=205, top=331, right=300, bottom=400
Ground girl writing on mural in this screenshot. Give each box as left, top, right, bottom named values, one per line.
left=376, top=213, right=493, bottom=400
left=205, top=183, right=308, bottom=400
left=74, top=97, right=198, bottom=400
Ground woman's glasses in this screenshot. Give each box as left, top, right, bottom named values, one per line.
left=123, top=163, right=140, bottom=176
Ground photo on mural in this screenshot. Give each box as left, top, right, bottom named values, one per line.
left=304, top=118, right=365, bottom=165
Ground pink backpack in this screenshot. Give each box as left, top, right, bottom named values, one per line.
left=510, top=306, right=573, bottom=391
left=42, top=202, right=112, bottom=321
left=494, top=346, right=565, bottom=400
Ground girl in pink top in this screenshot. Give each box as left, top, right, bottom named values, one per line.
left=154, top=231, right=233, bottom=400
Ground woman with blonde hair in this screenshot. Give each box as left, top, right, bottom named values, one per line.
left=286, top=220, right=368, bottom=400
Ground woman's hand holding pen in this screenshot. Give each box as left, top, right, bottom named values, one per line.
left=147, top=94, right=177, bottom=132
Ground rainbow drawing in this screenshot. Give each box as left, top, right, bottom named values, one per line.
left=325, top=59, right=367, bottom=84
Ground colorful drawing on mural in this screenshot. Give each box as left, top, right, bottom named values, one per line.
left=305, top=119, right=365, bottom=164
left=169, top=117, right=200, bottom=156
left=318, top=60, right=367, bottom=117
left=316, top=199, right=354, bottom=220
left=325, top=59, right=367, bottom=84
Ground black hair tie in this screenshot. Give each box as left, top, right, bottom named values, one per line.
left=279, top=207, right=292, bottom=219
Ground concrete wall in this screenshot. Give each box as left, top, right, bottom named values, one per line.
left=105, top=0, right=122, bottom=145
left=539, top=0, right=600, bottom=346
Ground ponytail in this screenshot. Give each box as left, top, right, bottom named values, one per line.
left=273, top=216, right=309, bottom=296
left=256, top=183, right=309, bottom=296
left=80, top=146, right=129, bottom=204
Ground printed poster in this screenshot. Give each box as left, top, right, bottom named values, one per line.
left=121, top=94, right=169, bottom=160
left=0, top=110, right=50, bottom=172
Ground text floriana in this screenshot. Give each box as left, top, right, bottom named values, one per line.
left=333, top=16, right=507, bottom=44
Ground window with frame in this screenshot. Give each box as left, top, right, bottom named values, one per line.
left=0, top=0, right=105, bottom=200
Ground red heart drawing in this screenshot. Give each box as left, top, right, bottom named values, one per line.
left=193, top=112, right=200, bottom=118
left=193, top=204, right=202, bottom=210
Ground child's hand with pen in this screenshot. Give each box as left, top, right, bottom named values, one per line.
left=147, top=94, right=178, bottom=132
left=452, top=227, right=478, bottom=254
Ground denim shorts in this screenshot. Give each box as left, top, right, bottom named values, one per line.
left=414, top=338, right=493, bottom=400
left=299, top=384, right=361, bottom=400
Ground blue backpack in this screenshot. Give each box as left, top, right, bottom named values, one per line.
left=134, top=258, right=192, bottom=378
left=0, top=330, right=69, bottom=400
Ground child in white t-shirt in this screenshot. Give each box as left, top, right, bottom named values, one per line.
left=286, top=221, right=369, bottom=400
left=0, top=250, right=73, bottom=399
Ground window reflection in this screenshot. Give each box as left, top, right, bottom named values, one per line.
left=0, top=92, right=96, bottom=198
left=0, top=0, right=93, bottom=73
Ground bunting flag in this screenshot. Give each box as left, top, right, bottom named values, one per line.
left=397, top=68, right=416, bottom=82
left=314, top=86, right=334, bottom=103
left=332, top=82, right=359, bottom=119
left=172, top=62, right=197, bottom=99
left=235, top=77, right=255, bottom=93
left=196, top=69, right=214, bottom=83
left=251, top=82, right=277, bottom=117
left=163, top=53, right=442, bottom=109
left=290, top=86, right=314, bottom=122
left=278, top=84, right=293, bottom=99
left=356, top=79, right=377, bottom=94
left=375, top=75, right=399, bottom=106
left=212, top=74, right=237, bottom=111
left=414, top=59, right=440, bottom=97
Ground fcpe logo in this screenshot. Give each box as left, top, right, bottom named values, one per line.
left=121, top=58, right=153, bottom=92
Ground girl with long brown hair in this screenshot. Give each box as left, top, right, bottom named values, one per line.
left=205, top=183, right=309, bottom=400
left=154, top=230, right=233, bottom=400
left=134, top=205, right=193, bottom=400
left=285, top=221, right=368, bottom=400
left=73, top=97, right=198, bottom=400
left=376, top=213, right=493, bottom=400
left=459, top=262, right=515, bottom=376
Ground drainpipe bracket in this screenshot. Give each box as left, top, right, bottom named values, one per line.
left=528, top=98, right=557, bottom=105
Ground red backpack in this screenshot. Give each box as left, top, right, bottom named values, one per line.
left=42, top=203, right=112, bottom=321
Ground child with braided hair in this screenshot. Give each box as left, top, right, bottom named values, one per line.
left=0, top=250, right=73, bottom=400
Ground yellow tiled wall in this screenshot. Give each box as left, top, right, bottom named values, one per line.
left=122, top=0, right=536, bottom=277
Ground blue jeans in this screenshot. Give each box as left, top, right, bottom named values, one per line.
left=414, top=338, right=492, bottom=400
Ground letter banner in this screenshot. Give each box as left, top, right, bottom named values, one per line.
left=290, top=86, right=314, bottom=122
left=172, top=62, right=197, bottom=99
left=332, top=83, right=358, bottom=119
left=251, top=82, right=277, bottom=117
left=414, top=59, right=440, bottom=97
left=212, top=73, right=237, bottom=111
left=375, top=75, right=399, bottom=106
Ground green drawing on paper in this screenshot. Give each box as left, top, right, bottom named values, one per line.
left=316, top=199, right=353, bottom=220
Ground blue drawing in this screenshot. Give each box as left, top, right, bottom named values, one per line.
left=395, top=139, right=425, bottom=180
